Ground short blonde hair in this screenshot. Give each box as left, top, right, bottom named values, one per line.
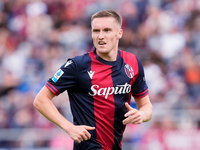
left=91, top=10, right=122, bottom=27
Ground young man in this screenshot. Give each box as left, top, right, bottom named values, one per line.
left=33, top=10, right=153, bottom=150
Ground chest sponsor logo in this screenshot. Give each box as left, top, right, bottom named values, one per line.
left=52, top=69, right=64, bottom=82
left=87, top=70, right=95, bottom=79
left=124, top=64, right=134, bottom=78
left=89, top=82, right=131, bottom=99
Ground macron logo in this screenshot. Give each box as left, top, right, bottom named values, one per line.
left=64, top=60, right=73, bottom=67
left=87, top=70, right=95, bottom=79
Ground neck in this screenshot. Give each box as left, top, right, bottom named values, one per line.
left=96, top=50, right=118, bottom=61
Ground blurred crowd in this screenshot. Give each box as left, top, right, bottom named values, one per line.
left=0, top=0, right=200, bottom=149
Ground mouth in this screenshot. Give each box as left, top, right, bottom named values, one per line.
left=98, top=41, right=106, bottom=45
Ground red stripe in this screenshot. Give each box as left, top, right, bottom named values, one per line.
left=89, top=52, right=115, bottom=149
left=134, top=92, right=149, bottom=98
left=46, top=82, right=60, bottom=95
left=47, top=81, right=60, bottom=94
left=133, top=88, right=148, bottom=96
left=45, top=84, right=58, bottom=96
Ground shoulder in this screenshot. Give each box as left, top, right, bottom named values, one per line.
left=67, top=52, right=93, bottom=71
left=119, top=50, right=138, bottom=62
left=70, top=52, right=91, bottom=65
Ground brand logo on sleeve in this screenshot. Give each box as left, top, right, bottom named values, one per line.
left=64, top=60, right=73, bottom=67
left=52, top=69, right=64, bottom=82
left=124, top=64, right=134, bottom=78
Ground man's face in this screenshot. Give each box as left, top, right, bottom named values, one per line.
left=91, top=17, right=123, bottom=56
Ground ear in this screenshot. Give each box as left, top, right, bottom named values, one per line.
left=117, top=29, right=123, bottom=39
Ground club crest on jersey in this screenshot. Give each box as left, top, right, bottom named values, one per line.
left=124, top=64, right=134, bottom=78
left=52, top=69, right=64, bottom=82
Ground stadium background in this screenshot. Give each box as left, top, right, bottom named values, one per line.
left=0, top=0, right=200, bottom=149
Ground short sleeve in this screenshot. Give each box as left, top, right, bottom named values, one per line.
left=45, top=59, right=77, bottom=95
left=131, top=57, right=149, bottom=98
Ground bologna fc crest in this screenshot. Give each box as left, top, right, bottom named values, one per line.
left=124, top=64, right=134, bottom=78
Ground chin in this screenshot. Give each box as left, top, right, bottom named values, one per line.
left=96, top=49, right=109, bottom=54
left=96, top=46, right=106, bottom=51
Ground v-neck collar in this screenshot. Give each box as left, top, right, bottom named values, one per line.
left=93, top=47, right=121, bottom=66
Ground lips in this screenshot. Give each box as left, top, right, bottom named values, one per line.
left=98, top=41, right=106, bottom=45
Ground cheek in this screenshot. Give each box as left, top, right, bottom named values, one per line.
left=92, top=34, right=98, bottom=40
left=91, top=34, right=94, bottom=39
left=111, top=34, right=119, bottom=41
left=91, top=35, right=96, bottom=42
left=92, top=36, right=98, bottom=46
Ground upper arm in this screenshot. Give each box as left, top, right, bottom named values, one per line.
left=134, top=95, right=152, bottom=110
left=34, top=86, right=56, bottom=104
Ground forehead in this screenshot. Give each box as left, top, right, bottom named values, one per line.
left=91, top=17, right=119, bottom=29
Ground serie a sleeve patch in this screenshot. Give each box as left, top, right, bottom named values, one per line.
left=51, top=69, right=64, bottom=83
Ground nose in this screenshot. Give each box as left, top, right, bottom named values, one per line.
left=98, top=31, right=104, bottom=40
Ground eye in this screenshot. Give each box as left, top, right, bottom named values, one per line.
left=93, top=29, right=100, bottom=33
left=104, top=28, right=111, bottom=32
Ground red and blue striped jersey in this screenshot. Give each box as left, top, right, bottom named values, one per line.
left=45, top=49, right=149, bottom=150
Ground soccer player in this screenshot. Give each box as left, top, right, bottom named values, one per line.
left=33, top=9, right=153, bottom=150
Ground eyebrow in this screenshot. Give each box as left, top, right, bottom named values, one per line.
left=92, top=27, right=112, bottom=32
left=92, top=29, right=100, bottom=32
left=104, top=28, right=112, bottom=31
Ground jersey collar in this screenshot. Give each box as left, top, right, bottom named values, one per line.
left=93, top=47, right=121, bottom=66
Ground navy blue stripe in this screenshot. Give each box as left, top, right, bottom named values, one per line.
left=72, top=52, right=100, bottom=149
left=111, top=53, right=129, bottom=150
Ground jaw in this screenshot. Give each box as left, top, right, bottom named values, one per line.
left=95, top=45, right=119, bottom=61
